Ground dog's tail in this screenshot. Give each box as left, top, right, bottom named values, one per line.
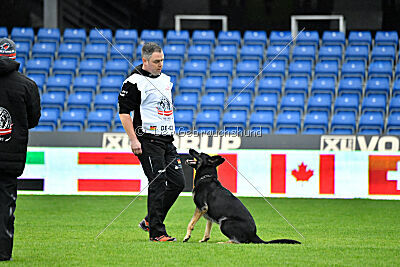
left=251, top=235, right=301, bottom=244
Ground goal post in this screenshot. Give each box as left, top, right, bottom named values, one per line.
left=174, top=15, right=228, bottom=32
left=291, top=15, right=346, bottom=37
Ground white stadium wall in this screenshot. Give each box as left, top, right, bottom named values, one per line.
left=20, top=147, right=400, bottom=200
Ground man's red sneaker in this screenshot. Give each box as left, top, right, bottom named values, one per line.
left=138, top=218, right=149, bottom=232
left=150, top=235, right=177, bottom=242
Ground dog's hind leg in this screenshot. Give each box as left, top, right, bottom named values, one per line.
left=183, top=208, right=205, bottom=242
left=199, top=220, right=213, bottom=242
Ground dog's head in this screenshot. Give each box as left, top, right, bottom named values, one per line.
left=185, top=149, right=225, bottom=171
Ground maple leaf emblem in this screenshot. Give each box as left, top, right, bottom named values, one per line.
left=292, top=162, right=313, bottom=181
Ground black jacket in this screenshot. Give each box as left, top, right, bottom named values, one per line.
left=0, top=57, right=41, bottom=177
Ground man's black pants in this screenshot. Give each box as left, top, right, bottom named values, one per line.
left=137, top=138, right=185, bottom=238
left=0, top=173, right=16, bottom=261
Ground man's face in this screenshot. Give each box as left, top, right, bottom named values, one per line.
left=143, top=51, right=164, bottom=75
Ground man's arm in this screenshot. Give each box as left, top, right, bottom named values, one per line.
left=26, top=80, right=41, bottom=129
left=119, top=113, right=142, bottom=155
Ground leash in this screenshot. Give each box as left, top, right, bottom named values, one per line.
left=224, top=158, right=305, bottom=241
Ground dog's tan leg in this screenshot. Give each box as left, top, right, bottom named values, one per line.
left=199, top=220, right=213, bottom=242
left=217, top=240, right=239, bottom=244
left=183, top=208, right=204, bottom=242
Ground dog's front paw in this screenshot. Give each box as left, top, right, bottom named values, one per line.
left=199, top=237, right=210, bottom=243
left=183, top=235, right=191, bottom=242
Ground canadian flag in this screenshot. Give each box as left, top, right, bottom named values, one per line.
left=271, top=154, right=335, bottom=196
left=369, top=155, right=400, bottom=195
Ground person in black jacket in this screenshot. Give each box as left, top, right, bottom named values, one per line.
left=118, top=42, right=185, bottom=242
left=0, top=38, right=41, bottom=261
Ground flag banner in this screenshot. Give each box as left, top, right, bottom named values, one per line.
left=78, top=179, right=141, bottom=192
left=369, top=155, right=400, bottom=195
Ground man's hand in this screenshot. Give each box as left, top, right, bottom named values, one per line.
left=131, top=139, right=142, bottom=155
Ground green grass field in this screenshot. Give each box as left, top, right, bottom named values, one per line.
left=7, top=195, right=400, bottom=266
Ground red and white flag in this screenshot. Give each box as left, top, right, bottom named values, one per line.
left=271, top=154, right=335, bottom=196
left=369, top=155, right=400, bottom=195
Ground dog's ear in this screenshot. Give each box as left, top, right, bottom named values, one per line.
left=209, top=155, right=225, bottom=166
left=189, top=149, right=200, bottom=159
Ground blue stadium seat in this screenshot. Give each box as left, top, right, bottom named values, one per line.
left=261, top=60, right=285, bottom=78
left=0, top=27, right=7, bottom=38
left=73, top=75, right=98, bottom=95
left=63, top=28, right=86, bottom=44
left=209, top=60, right=233, bottom=78
left=266, top=45, right=290, bottom=61
left=361, top=95, right=386, bottom=115
left=67, top=92, right=92, bottom=111
left=53, top=58, right=77, bottom=77
left=345, top=45, right=369, bottom=63
left=32, top=124, right=55, bottom=132
left=11, top=27, right=34, bottom=44
left=188, top=44, right=211, bottom=62
left=307, top=94, right=332, bottom=115
left=204, top=76, right=229, bottom=94
left=296, top=31, right=319, bottom=46
left=16, top=57, right=25, bottom=73
left=337, top=77, right=363, bottom=97
left=84, top=43, right=108, bottom=60
left=240, top=45, right=264, bottom=62
left=110, top=43, right=134, bottom=61
left=249, top=111, right=274, bottom=132
left=330, top=128, right=353, bottom=135
left=226, top=93, right=251, bottom=111
left=162, top=59, right=181, bottom=77
left=322, top=31, right=345, bottom=46
left=236, top=60, right=259, bottom=77
left=253, top=93, right=278, bottom=113
left=371, top=45, right=396, bottom=62
left=318, top=45, right=342, bottom=62
left=358, top=112, right=384, bottom=133
left=89, top=28, right=112, bottom=44
left=358, top=129, right=381, bottom=135
left=231, top=76, right=256, bottom=95
left=387, top=112, right=400, bottom=131
left=93, top=92, right=119, bottom=111
left=348, top=31, right=372, bottom=47
left=276, top=111, right=301, bottom=132
left=192, top=30, right=215, bottom=46
left=59, top=125, right=82, bottom=132
left=25, top=58, right=51, bottom=77
left=140, top=29, right=164, bottom=45
left=85, top=125, right=109, bottom=132
left=315, top=60, right=339, bottom=79
left=131, top=60, right=143, bottom=70
left=292, top=45, right=316, bottom=62
left=334, top=94, right=359, bottom=115
left=243, top=30, right=267, bottom=46
left=174, top=92, right=198, bottom=111
left=196, top=110, right=220, bottom=130
left=41, top=91, right=66, bottom=111
left=214, top=45, right=237, bottom=62
left=258, top=76, right=282, bottom=95
left=275, top=128, right=298, bottom=134
left=136, top=44, right=143, bottom=59
left=60, top=110, right=86, bottom=130
left=269, top=31, right=292, bottom=45
left=311, top=77, right=335, bottom=96
left=166, top=30, right=189, bottom=45
left=365, top=77, right=390, bottom=98
left=113, top=112, right=122, bottom=127
left=37, top=28, right=60, bottom=44
left=303, top=111, right=329, bottom=132
left=218, top=31, right=241, bottom=46
left=28, top=74, right=46, bottom=92
left=303, top=128, right=325, bottom=135
left=105, top=59, right=130, bottom=76
left=183, top=60, right=207, bottom=77
left=197, top=127, right=217, bottom=134
left=396, top=64, right=400, bottom=80
left=375, top=31, right=398, bottom=46
left=251, top=126, right=270, bottom=135
left=115, top=29, right=138, bottom=44
left=389, top=96, right=400, bottom=114
left=58, top=43, right=82, bottom=60
left=78, top=59, right=103, bottom=77
left=200, top=93, right=225, bottom=112
left=46, top=75, right=72, bottom=94
left=223, top=110, right=247, bottom=130
left=99, top=75, right=124, bottom=93
left=163, top=44, right=186, bottom=61
left=341, top=60, right=365, bottom=79
left=331, top=111, right=357, bottom=133
left=15, top=41, right=30, bottom=60
left=284, top=77, right=309, bottom=96
left=368, top=60, right=393, bottom=79
left=288, top=60, right=312, bottom=78
left=39, top=108, right=59, bottom=128
left=87, top=110, right=113, bottom=129
left=174, top=110, right=193, bottom=129
left=178, top=76, right=203, bottom=94
left=31, top=42, right=57, bottom=60
left=280, top=93, right=305, bottom=114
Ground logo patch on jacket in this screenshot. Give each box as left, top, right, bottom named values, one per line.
left=156, top=96, right=173, bottom=116
left=0, top=107, right=13, bottom=142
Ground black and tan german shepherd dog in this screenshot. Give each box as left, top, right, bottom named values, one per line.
left=183, top=149, right=301, bottom=244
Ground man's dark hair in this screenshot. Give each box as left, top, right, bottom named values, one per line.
left=142, top=42, right=162, bottom=60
